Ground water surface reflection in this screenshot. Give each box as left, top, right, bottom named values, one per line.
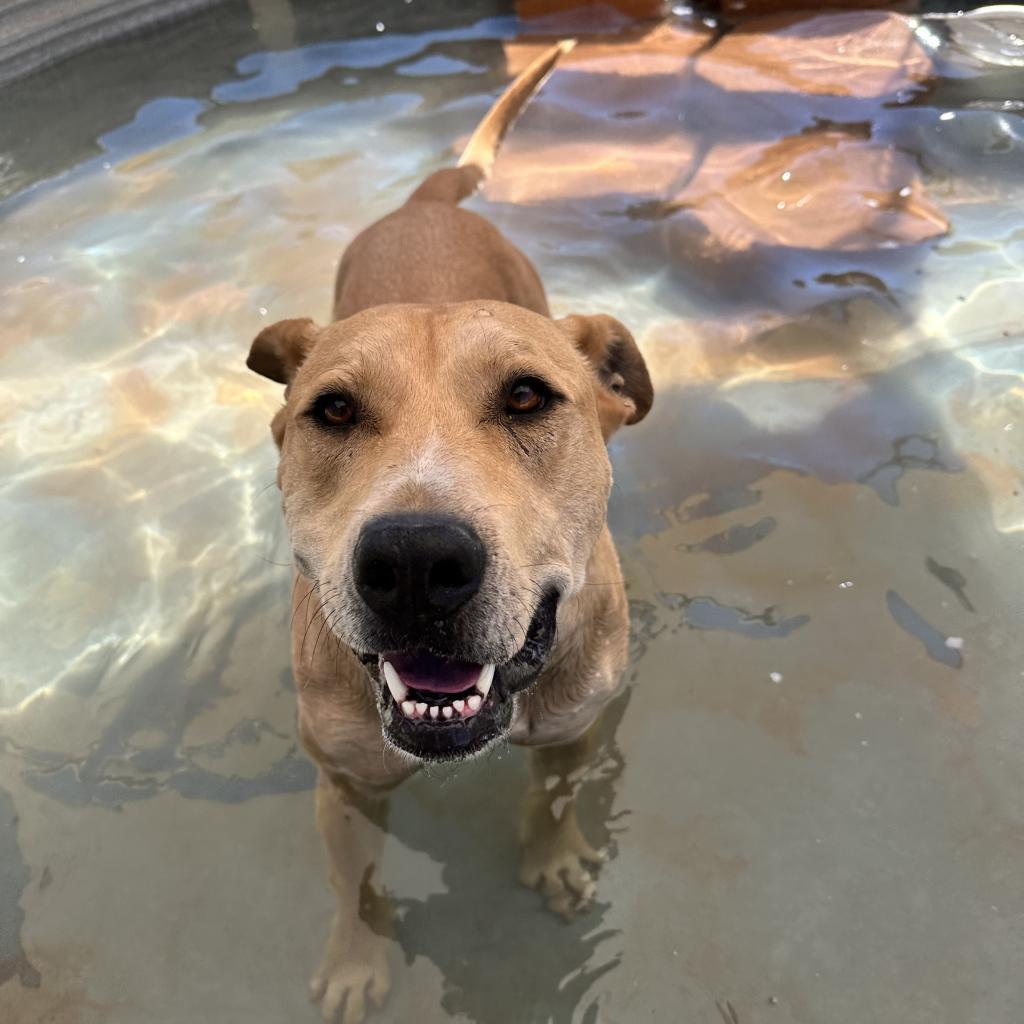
left=1, top=2, right=1022, bottom=1022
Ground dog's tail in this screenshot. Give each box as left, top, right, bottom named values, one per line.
left=407, top=39, right=574, bottom=205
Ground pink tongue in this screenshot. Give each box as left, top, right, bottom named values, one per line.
left=386, top=651, right=482, bottom=694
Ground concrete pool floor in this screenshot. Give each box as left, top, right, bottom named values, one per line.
left=5, top=460, right=1024, bottom=1023
left=2, top=3, right=1023, bottom=1022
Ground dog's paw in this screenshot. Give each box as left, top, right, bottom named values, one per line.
left=310, top=933, right=391, bottom=1024
left=520, top=825, right=607, bottom=921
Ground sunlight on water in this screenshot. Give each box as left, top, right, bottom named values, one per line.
left=1, top=2, right=1022, bottom=1021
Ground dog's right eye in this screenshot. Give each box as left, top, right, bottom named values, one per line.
left=310, top=392, right=356, bottom=428
left=505, top=377, right=550, bottom=416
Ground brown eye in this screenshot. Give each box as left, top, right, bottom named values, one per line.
left=506, top=377, right=549, bottom=415
left=312, top=393, right=355, bottom=427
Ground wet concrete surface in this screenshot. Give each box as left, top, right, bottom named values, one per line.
left=1, top=1, right=1023, bottom=1022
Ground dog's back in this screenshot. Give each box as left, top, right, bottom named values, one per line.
left=332, top=42, right=572, bottom=320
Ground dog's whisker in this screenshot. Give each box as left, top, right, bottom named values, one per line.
left=299, top=585, right=339, bottom=665
left=291, top=583, right=318, bottom=632
left=259, top=555, right=293, bottom=568
left=310, top=608, right=333, bottom=665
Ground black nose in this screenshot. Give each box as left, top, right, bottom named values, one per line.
left=353, top=514, right=487, bottom=624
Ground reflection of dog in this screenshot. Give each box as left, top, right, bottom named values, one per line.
left=246, top=42, right=652, bottom=1023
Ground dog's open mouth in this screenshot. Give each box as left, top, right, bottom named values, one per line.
left=379, top=653, right=505, bottom=759
left=364, top=590, right=559, bottom=761
left=382, top=654, right=494, bottom=723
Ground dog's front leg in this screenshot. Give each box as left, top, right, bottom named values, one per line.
left=311, top=771, right=396, bottom=1024
left=519, top=720, right=608, bottom=921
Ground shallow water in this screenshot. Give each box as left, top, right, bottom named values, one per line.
left=1, top=2, right=1023, bottom=1022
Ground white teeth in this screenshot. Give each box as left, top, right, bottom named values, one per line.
left=401, top=695, right=483, bottom=722
left=476, top=663, right=495, bottom=699
left=382, top=661, right=408, bottom=702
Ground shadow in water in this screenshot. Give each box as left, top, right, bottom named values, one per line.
left=0, top=785, right=41, bottom=990
left=385, top=692, right=631, bottom=1024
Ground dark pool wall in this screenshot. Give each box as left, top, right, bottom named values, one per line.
left=0, top=0, right=223, bottom=85
left=0, top=0, right=514, bottom=196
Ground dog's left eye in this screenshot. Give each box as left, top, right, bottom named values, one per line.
left=505, top=377, right=550, bottom=416
left=311, top=393, right=355, bottom=427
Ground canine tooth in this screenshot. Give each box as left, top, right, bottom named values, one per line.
left=415, top=702, right=428, bottom=717
left=467, top=694, right=483, bottom=713
left=382, top=661, right=408, bottom=702
left=430, top=705, right=439, bottom=719
left=442, top=706, right=453, bottom=719
left=453, top=700, right=465, bottom=713
left=401, top=700, right=415, bottom=717
left=476, top=663, right=495, bottom=698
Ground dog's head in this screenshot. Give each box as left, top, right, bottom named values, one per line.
left=248, top=301, right=651, bottom=761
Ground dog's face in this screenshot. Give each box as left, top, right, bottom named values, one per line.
left=248, top=301, right=651, bottom=761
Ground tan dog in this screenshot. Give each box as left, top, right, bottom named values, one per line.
left=246, top=42, right=653, bottom=1024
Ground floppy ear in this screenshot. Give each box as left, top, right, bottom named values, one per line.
left=246, top=317, right=320, bottom=385
left=557, top=314, right=653, bottom=439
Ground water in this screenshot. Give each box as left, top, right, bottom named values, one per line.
left=1, top=2, right=1023, bottom=1021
